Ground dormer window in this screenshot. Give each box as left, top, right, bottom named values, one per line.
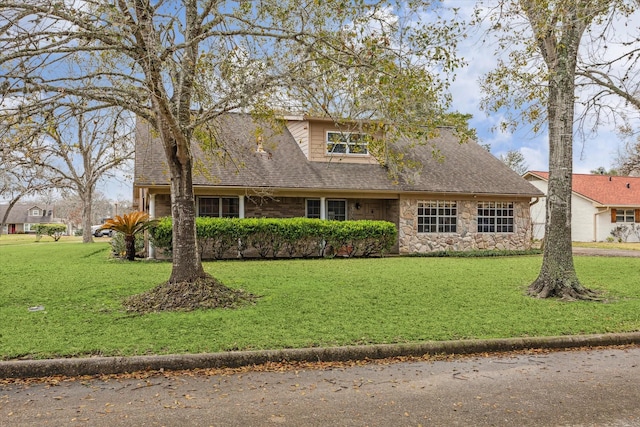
left=326, top=131, right=368, bottom=155
left=30, top=208, right=40, bottom=216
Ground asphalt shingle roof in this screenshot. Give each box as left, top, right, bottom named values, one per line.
left=135, top=114, right=542, bottom=197
left=0, top=203, right=54, bottom=224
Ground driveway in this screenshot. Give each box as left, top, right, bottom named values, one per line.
left=2, top=345, right=640, bottom=426
left=572, top=247, right=640, bottom=257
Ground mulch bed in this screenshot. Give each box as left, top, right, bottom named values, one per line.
left=123, top=276, right=258, bottom=314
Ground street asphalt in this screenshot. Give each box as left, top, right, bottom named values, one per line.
left=2, top=344, right=640, bottom=426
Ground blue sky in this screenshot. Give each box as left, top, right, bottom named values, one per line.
left=443, top=0, right=639, bottom=175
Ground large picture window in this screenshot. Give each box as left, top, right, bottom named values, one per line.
left=198, top=197, right=239, bottom=218
left=477, top=201, right=514, bottom=233
left=417, top=201, right=457, bottom=233
left=326, top=132, right=368, bottom=155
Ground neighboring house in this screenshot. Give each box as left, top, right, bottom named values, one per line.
left=134, top=114, right=543, bottom=256
left=0, top=203, right=59, bottom=234
left=524, top=171, right=640, bottom=242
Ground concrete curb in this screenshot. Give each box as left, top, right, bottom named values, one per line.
left=2, top=332, right=640, bottom=379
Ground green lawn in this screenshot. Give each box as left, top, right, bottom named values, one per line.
left=1, top=239, right=639, bottom=360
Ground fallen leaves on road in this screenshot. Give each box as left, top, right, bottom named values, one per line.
left=1, top=344, right=638, bottom=387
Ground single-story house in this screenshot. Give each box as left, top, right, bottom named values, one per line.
left=524, top=171, right=640, bottom=242
left=0, top=203, right=58, bottom=234
left=134, top=114, right=543, bottom=255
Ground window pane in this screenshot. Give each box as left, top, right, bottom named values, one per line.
left=327, top=200, right=346, bottom=221
left=327, top=132, right=368, bottom=155
left=478, top=201, right=514, bottom=233
left=199, top=198, right=219, bottom=217
left=306, top=199, right=321, bottom=219
left=221, top=198, right=239, bottom=218
left=417, top=201, right=457, bottom=233
left=327, top=142, right=347, bottom=153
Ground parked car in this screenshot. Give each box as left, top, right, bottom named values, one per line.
left=91, top=224, right=112, bottom=237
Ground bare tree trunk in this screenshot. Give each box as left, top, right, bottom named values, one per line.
left=166, top=141, right=207, bottom=283
left=528, top=80, right=586, bottom=298
left=81, top=188, right=94, bottom=243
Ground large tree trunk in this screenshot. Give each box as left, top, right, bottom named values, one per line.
left=526, top=2, right=597, bottom=300
left=166, top=142, right=207, bottom=283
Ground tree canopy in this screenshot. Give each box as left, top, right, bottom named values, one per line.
left=0, top=1, right=466, bottom=299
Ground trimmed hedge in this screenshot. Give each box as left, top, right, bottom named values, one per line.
left=405, top=249, right=542, bottom=258
left=149, top=217, right=397, bottom=260
left=34, top=223, right=67, bottom=241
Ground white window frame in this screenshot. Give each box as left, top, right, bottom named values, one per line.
left=616, top=209, right=635, bottom=223
left=306, top=199, right=347, bottom=221
left=326, top=131, right=369, bottom=155
left=24, top=223, right=33, bottom=232
left=477, top=201, right=514, bottom=233
left=417, top=201, right=457, bottom=233
left=30, top=209, right=40, bottom=216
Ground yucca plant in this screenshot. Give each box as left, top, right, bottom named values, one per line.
left=101, top=211, right=157, bottom=261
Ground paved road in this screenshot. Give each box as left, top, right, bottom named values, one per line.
left=572, top=247, right=640, bottom=257
left=2, top=346, right=639, bottom=426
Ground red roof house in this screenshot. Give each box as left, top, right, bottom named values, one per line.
left=524, top=171, right=640, bottom=242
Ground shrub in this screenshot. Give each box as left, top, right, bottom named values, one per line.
left=102, top=212, right=157, bottom=261
left=149, top=217, right=397, bottom=259
left=610, top=225, right=632, bottom=243
left=34, top=224, right=67, bottom=241
left=197, top=217, right=242, bottom=259
left=110, top=231, right=146, bottom=258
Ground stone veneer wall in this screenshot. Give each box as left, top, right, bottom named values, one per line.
left=398, top=198, right=532, bottom=254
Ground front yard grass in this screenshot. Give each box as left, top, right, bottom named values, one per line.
left=1, top=241, right=640, bottom=360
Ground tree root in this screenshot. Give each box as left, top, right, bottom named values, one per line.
left=527, top=277, right=602, bottom=301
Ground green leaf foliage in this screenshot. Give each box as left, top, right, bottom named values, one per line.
left=150, top=217, right=397, bottom=259
left=34, top=224, right=67, bottom=242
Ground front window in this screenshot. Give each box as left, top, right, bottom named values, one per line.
left=24, top=223, right=33, bottom=232
left=198, top=197, right=239, bottom=218
left=306, top=199, right=321, bottom=219
left=417, top=201, right=457, bottom=233
left=326, top=132, right=368, bottom=155
left=616, top=209, right=635, bottom=223
left=327, top=200, right=347, bottom=221
left=477, top=201, right=514, bottom=233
